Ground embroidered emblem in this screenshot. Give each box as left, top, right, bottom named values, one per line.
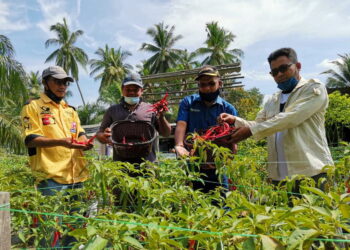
left=41, top=114, right=55, bottom=125
left=190, top=108, right=201, bottom=112
left=23, top=116, right=31, bottom=129
left=40, top=106, right=52, bottom=115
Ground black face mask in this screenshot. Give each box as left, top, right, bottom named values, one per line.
left=44, top=87, right=63, bottom=104
left=199, top=89, right=220, bottom=102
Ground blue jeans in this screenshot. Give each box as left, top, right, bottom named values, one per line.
left=37, top=179, right=84, bottom=248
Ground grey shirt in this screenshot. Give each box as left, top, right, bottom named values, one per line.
left=99, top=99, right=159, bottom=162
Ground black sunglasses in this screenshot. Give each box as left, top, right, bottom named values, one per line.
left=52, top=78, right=70, bottom=86
left=198, top=81, right=216, bottom=88
left=270, top=63, right=293, bottom=77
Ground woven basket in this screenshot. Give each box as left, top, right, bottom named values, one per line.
left=111, top=120, right=157, bottom=159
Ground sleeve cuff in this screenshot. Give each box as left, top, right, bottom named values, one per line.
left=78, top=132, right=86, bottom=138
left=24, top=134, right=42, bottom=145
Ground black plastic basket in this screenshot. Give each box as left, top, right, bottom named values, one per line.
left=111, top=120, right=157, bottom=159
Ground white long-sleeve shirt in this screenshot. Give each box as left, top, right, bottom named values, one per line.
left=235, top=78, right=334, bottom=180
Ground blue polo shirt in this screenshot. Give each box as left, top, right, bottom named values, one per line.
left=176, top=93, right=238, bottom=133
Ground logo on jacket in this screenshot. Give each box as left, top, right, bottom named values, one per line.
left=40, top=106, right=52, bottom=115
left=190, top=108, right=201, bottom=112
left=41, top=114, right=56, bottom=125
left=23, top=116, right=31, bottom=129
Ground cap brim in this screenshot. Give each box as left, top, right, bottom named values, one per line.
left=122, top=81, right=143, bottom=88
left=51, top=73, right=74, bottom=82
left=195, top=72, right=220, bottom=81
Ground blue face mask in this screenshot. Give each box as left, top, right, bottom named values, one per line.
left=277, top=77, right=299, bottom=93
left=124, top=96, right=140, bottom=105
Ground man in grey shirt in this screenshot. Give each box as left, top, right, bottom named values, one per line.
left=96, top=73, right=171, bottom=163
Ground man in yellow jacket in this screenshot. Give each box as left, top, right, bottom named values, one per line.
left=219, top=48, right=334, bottom=189
left=21, top=66, right=93, bottom=247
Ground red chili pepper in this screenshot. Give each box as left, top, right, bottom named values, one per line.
left=199, top=122, right=235, bottom=141
left=188, top=239, right=196, bottom=250
left=30, top=215, right=39, bottom=228
left=147, top=93, right=169, bottom=114
left=122, top=136, right=126, bottom=144
left=228, top=178, right=237, bottom=191
left=51, top=231, right=61, bottom=247
left=87, top=135, right=96, bottom=144
left=345, top=178, right=350, bottom=193
left=65, top=223, right=75, bottom=231
left=140, top=231, right=146, bottom=241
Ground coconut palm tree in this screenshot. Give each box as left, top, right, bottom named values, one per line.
left=77, top=101, right=105, bottom=125
left=140, top=22, right=183, bottom=74
left=178, top=49, right=200, bottom=70
left=27, top=71, right=42, bottom=98
left=89, top=45, right=132, bottom=93
left=0, top=35, right=28, bottom=153
left=322, top=54, right=350, bottom=88
left=196, top=21, right=243, bottom=66
left=45, top=17, right=88, bottom=106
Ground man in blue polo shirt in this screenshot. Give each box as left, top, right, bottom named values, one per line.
left=174, top=65, right=238, bottom=193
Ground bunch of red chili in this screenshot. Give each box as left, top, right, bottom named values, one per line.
left=148, top=93, right=169, bottom=114
left=71, top=135, right=96, bottom=145
left=199, top=122, right=235, bottom=141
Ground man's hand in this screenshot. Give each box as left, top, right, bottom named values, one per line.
left=218, top=113, right=236, bottom=124
left=96, top=128, right=112, bottom=144
left=61, top=138, right=92, bottom=150
left=174, top=145, right=190, bottom=157
left=227, top=127, right=252, bottom=144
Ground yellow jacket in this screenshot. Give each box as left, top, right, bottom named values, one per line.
left=235, top=78, right=334, bottom=180
left=21, top=93, right=88, bottom=184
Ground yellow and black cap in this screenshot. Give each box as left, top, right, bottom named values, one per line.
left=195, top=65, right=220, bottom=81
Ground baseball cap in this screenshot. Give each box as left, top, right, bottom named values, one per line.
left=42, top=66, right=74, bottom=82
left=195, top=65, right=220, bottom=81
left=122, top=73, right=143, bottom=88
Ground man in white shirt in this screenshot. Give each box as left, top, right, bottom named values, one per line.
left=219, top=48, right=334, bottom=192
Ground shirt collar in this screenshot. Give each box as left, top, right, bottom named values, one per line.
left=40, top=93, right=68, bottom=107
left=273, top=77, right=308, bottom=102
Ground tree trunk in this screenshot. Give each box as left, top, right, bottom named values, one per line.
left=76, top=80, right=86, bottom=106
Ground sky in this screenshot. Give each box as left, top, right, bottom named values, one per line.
left=1, top=0, right=350, bottom=107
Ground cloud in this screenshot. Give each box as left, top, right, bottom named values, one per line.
left=0, top=1, right=30, bottom=31
left=81, top=33, right=100, bottom=50
left=243, top=69, right=271, bottom=82
left=164, top=0, right=350, bottom=50
left=36, top=0, right=82, bottom=37
left=317, top=58, right=342, bottom=71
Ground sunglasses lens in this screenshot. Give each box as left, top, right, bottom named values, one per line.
left=199, top=82, right=216, bottom=88
left=271, top=69, right=279, bottom=76
left=279, top=64, right=289, bottom=73
left=270, top=64, right=292, bottom=76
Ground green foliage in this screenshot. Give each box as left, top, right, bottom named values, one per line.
left=98, top=81, right=122, bottom=105
left=0, top=35, right=28, bottom=154
left=196, top=21, right=243, bottom=66
left=45, top=17, right=89, bottom=105
left=225, top=87, right=264, bottom=120
left=27, top=71, right=42, bottom=99
left=77, top=101, right=105, bottom=125
left=89, top=44, right=132, bottom=93
left=325, top=91, right=350, bottom=144
left=322, top=53, right=350, bottom=88
left=140, top=22, right=183, bottom=74
left=2, top=142, right=350, bottom=248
